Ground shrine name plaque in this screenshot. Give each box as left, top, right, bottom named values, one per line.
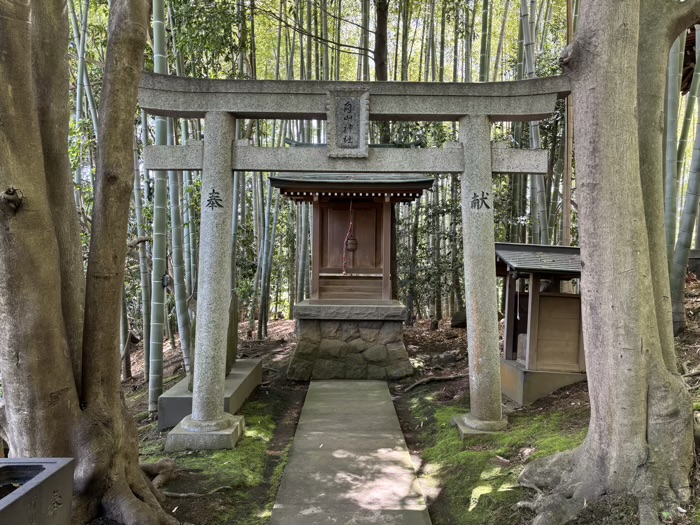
left=337, top=97, right=360, bottom=148
left=326, top=88, right=369, bottom=158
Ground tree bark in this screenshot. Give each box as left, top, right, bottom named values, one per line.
left=374, top=0, right=389, bottom=81
left=81, top=1, right=177, bottom=522
left=374, top=0, right=391, bottom=143
left=120, top=286, right=132, bottom=381
left=519, top=2, right=700, bottom=524
left=1, top=0, right=80, bottom=461
left=0, top=1, right=176, bottom=523
left=34, top=0, right=88, bottom=396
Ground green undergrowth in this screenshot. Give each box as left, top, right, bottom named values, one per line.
left=141, top=398, right=288, bottom=525
left=409, top=394, right=589, bottom=525
left=268, top=443, right=291, bottom=501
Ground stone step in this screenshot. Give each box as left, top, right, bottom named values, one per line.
left=319, top=278, right=381, bottom=286
left=319, top=291, right=382, bottom=300
left=319, top=283, right=381, bottom=291
left=269, top=381, right=432, bottom=525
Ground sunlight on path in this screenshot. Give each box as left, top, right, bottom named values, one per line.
left=270, top=381, right=432, bottom=525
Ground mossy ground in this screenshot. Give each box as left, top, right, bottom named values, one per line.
left=398, top=375, right=700, bottom=525
left=400, top=389, right=588, bottom=525
left=118, top=318, right=700, bottom=525
left=123, top=321, right=303, bottom=525
left=135, top=392, right=296, bottom=525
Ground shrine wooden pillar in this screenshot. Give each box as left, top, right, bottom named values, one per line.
left=504, top=273, right=517, bottom=360
left=382, top=196, right=391, bottom=300
left=311, top=196, right=320, bottom=300
left=525, top=274, right=541, bottom=371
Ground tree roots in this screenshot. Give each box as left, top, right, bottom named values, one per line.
left=70, top=404, right=180, bottom=525
left=162, top=486, right=232, bottom=499
left=141, top=459, right=233, bottom=499
left=516, top=450, right=593, bottom=525
left=142, top=458, right=179, bottom=492
left=517, top=442, right=692, bottom=525
left=99, top=456, right=179, bottom=525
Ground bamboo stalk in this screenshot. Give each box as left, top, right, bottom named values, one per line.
left=665, top=35, right=685, bottom=265
left=148, top=0, right=169, bottom=413
left=134, top=120, right=151, bottom=378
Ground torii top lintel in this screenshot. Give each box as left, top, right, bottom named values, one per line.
left=138, top=73, right=571, bottom=122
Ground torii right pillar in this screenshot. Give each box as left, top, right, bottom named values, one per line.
left=453, top=115, right=508, bottom=436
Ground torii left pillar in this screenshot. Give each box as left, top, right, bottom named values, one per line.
left=166, top=112, right=244, bottom=451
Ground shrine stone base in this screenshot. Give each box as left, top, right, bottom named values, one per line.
left=288, top=301, right=414, bottom=381
left=158, top=359, right=262, bottom=431
left=500, top=359, right=586, bottom=406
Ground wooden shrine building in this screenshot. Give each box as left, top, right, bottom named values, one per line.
left=270, top=173, right=433, bottom=381
left=496, top=243, right=586, bottom=405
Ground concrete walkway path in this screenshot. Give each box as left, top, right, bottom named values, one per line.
left=270, top=380, right=432, bottom=525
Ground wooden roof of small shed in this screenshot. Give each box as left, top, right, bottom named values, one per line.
left=495, top=243, right=581, bottom=277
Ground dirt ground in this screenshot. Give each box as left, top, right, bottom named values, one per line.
left=118, top=294, right=700, bottom=525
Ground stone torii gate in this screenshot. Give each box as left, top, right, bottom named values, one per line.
left=138, top=73, right=570, bottom=449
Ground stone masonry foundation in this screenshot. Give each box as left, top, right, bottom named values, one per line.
left=288, top=319, right=414, bottom=380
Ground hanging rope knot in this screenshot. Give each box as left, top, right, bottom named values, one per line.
left=342, top=200, right=355, bottom=275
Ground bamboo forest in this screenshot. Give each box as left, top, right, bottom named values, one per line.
left=1, top=1, right=700, bottom=525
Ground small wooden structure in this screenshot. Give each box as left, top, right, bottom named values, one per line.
left=687, top=249, right=700, bottom=277
left=270, top=173, right=432, bottom=301
left=496, top=243, right=585, bottom=405
left=270, top=173, right=433, bottom=381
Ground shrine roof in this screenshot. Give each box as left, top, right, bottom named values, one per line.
left=270, top=173, right=434, bottom=202
left=495, top=243, right=581, bottom=277
left=271, top=173, right=433, bottom=185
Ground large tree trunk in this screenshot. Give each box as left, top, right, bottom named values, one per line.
left=0, top=1, right=176, bottom=524
left=519, top=2, right=700, bottom=524
left=33, top=0, right=87, bottom=396
left=374, top=0, right=389, bottom=81
left=0, top=0, right=81, bottom=461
